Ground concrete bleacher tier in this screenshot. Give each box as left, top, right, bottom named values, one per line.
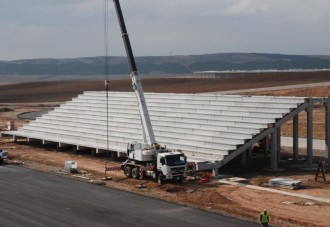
left=2, top=91, right=306, bottom=164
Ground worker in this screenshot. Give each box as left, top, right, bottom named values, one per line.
left=260, top=209, right=269, bottom=227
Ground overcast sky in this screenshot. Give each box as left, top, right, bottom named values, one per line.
left=1, top=0, right=330, bottom=60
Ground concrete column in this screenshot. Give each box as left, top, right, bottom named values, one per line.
left=248, top=147, right=252, bottom=158
left=277, top=127, right=281, bottom=162
left=326, top=98, right=330, bottom=164
left=306, top=98, right=313, bottom=165
left=264, top=135, right=270, bottom=156
left=241, top=150, right=247, bottom=166
left=271, top=129, right=278, bottom=170
left=293, top=115, right=299, bottom=160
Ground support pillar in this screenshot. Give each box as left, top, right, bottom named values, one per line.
left=293, top=115, right=299, bottom=160
left=241, top=150, right=247, bottom=166
left=326, top=98, right=330, bottom=164
left=264, top=135, right=270, bottom=156
left=306, top=98, right=313, bottom=165
left=277, top=127, right=281, bottom=162
left=247, top=147, right=252, bottom=158
left=271, top=129, right=278, bottom=170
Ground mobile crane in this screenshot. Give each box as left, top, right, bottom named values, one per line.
left=113, top=0, right=187, bottom=184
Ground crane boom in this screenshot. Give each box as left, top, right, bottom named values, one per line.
left=113, top=0, right=157, bottom=146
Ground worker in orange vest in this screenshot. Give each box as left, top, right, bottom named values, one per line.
left=260, top=209, right=269, bottom=227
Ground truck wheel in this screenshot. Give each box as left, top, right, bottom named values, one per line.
left=124, top=166, right=132, bottom=178
left=157, top=173, right=164, bottom=185
left=131, top=167, right=139, bottom=179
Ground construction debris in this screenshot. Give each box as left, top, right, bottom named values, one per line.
left=135, top=184, right=147, bottom=189
left=4, top=159, right=23, bottom=165
left=64, top=161, right=78, bottom=173
left=71, top=175, right=90, bottom=180
left=225, top=177, right=249, bottom=183
left=281, top=201, right=315, bottom=206
left=101, top=176, right=113, bottom=181
left=269, top=178, right=302, bottom=190
left=185, top=188, right=195, bottom=194
left=200, top=172, right=212, bottom=182
left=89, top=180, right=106, bottom=185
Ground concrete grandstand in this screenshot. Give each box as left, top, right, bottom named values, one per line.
left=2, top=92, right=330, bottom=173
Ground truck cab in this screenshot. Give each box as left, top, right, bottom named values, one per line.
left=157, top=151, right=187, bottom=184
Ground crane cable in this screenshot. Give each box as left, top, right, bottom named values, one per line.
left=103, top=0, right=110, bottom=153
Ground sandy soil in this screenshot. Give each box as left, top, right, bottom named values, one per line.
left=1, top=74, right=330, bottom=227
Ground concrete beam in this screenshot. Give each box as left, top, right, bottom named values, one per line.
left=275, top=102, right=309, bottom=127
left=212, top=127, right=275, bottom=170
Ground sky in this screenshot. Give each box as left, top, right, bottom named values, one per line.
left=1, top=0, right=330, bottom=61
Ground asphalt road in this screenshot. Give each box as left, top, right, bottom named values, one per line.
left=0, top=166, right=257, bottom=227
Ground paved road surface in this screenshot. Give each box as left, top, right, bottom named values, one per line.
left=0, top=166, right=257, bottom=227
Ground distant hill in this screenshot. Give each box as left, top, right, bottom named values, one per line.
left=1, top=53, right=330, bottom=77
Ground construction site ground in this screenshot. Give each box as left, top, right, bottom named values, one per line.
left=1, top=75, right=330, bottom=227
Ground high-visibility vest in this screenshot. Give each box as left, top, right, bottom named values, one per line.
left=260, top=212, right=269, bottom=223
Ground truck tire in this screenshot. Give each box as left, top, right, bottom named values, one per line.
left=124, top=166, right=132, bottom=178
left=131, top=167, right=139, bottom=179
left=157, top=173, right=164, bottom=185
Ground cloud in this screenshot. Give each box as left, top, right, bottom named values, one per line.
left=224, top=0, right=270, bottom=15
left=0, top=0, right=330, bottom=60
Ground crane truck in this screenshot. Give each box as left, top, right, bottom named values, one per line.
left=113, top=0, right=187, bottom=184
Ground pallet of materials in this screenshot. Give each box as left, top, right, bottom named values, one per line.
left=269, top=178, right=302, bottom=190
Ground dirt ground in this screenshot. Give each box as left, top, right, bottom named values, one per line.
left=1, top=70, right=330, bottom=103
left=1, top=75, right=330, bottom=227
